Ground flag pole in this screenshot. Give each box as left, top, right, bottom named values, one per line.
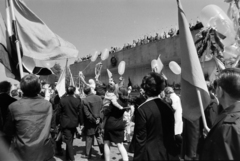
left=196, top=88, right=210, bottom=132
left=9, top=0, right=24, bottom=78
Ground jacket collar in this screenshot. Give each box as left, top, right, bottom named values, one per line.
left=138, top=96, right=160, bottom=109
left=212, top=101, right=240, bottom=128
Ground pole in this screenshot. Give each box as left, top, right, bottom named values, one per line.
left=196, top=88, right=210, bottom=132
left=9, top=0, right=24, bottom=78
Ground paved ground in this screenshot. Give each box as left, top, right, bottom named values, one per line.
left=54, top=124, right=134, bottom=161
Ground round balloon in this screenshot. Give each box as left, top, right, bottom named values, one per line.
left=101, top=48, right=109, bottom=61
left=118, top=61, right=126, bottom=75
left=91, top=51, right=98, bottom=62
left=169, top=61, right=181, bottom=75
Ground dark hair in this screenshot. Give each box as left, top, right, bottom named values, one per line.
left=20, top=74, right=41, bottom=97
left=0, top=81, right=12, bottom=93
left=107, top=84, right=115, bottom=93
left=141, top=72, right=166, bottom=97
left=118, top=87, right=129, bottom=103
left=216, top=68, right=240, bottom=99
left=66, top=86, right=76, bottom=95
left=84, top=86, right=91, bottom=95
left=11, top=89, right=18, bottom=97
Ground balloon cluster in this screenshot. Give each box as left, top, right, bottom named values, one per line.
left=90, top=48, right=110, bottom=62
left=199, top=2, right=240, bottom=68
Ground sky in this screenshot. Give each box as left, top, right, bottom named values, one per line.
left=0, top=0, right=228, bottom=84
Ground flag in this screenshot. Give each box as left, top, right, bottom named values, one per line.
left=177, top=0, right=210, bottom=120
left=56, top=60, right=68, bottom=97
left=68, top=66, right=75, bottom=86
left=0, top=13, right=20, bottom=80
left=12, top=0, right=78, bottom=61
left=107, top=69, right=112, bottom=79
left=5, top=0, right=53, bottom=76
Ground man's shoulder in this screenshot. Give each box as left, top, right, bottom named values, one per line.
left=223, top=113, right=240, bottom=124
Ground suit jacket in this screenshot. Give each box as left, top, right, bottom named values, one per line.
left=0, top=93, right=16, bottom=131
left=133, top=97, right=176, bottom=161
left=60, top=95, right=82, bottom=129
left=200, top=102, right=240, bottom=160
left=82, top=93, right=103, bottom=135
left=3, top=95, right=54, bottom=161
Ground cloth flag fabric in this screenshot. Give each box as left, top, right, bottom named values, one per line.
left=68, top=66, right=75, bottom=86
left=177, top=0, right=210, bottom=120
left=0, top=13, right=20, bottom=80
left=56, top=60, right=68, bottom=97
left=5, top=0, right=53, bottom=76
left=107, top=69, right=113, bottom=79
left=12, top=0, right=78, bottom=61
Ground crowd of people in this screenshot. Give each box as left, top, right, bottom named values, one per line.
left=75, top=20, right=203, bottom=63
left=1, top=67, right=240, bottom=161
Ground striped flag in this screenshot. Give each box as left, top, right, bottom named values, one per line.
left=177, top=0, right=210, bottom=120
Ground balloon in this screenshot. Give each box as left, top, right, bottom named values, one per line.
left=169, top=61, right=181, bottom=75
left=101, top=48, right=109, bottom=61
left=200, top=5, right=236, bottom=46
left=91, top=51, right=98, bottom=62
left=118, top=61, right=126, bottom=75
left=223, top=44, right=239, bottom=60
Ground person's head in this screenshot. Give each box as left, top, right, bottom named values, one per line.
left=118, top=87, right=129, bottom=103
left=66, top=86, right=76, bottom=95
left=141, top=72, right=166, bottom=97
left=215, top=68, right=240, bottom=108
left=0, top=81, right=12, bottom=95
left=11, top=89, right=18, bottom=97
left=107, top=84, right=115, bottom=93
left=20, top=74, right=41, bottom=97
left=84, top=86, right=92, bottom=95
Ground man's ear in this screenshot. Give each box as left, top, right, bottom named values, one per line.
left=218, top=86, right=224, bottom=98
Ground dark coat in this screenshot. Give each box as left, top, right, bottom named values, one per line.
left=133, top=98, right=176, bottom=161
left=82, top=94, right=103, bottom=135
left=200, top=102, right=240, bottom=160
left=60, top=95, right=82, bottom=129
left=0, top=93, right=16, bottom=131
left=3, top=95, right=54, bottom=161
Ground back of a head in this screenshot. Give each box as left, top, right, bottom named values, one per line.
left=118, top=87, right=129, bottom=103
left=84, top=86, right=91, bottom=95
left=141, top=72, right=166, bottom=97
left=66, top=86, right=76, bottom=95
left=0, top=81, right=12, bottom=94
left=217, top=68, right=240, bottom=99
left=21, top=74, right=41, bottom=97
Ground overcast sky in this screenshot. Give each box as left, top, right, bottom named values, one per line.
left=0, top=0, right=227, bottom=84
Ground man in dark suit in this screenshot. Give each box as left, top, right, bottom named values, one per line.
left=0, top=81, right=16, bottom=145
left=82, top=86, right=104, bottom=159
left=60, top=86, right=82, bottom=161
left=133, top=72, right=177, bottom=161
left=200, top=68, right=240, bottom=160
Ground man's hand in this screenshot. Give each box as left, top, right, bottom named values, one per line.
left=96, top=118, right=100, bottom=125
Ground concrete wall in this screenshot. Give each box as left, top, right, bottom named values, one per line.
left=70, top=30, right=200, bottom=87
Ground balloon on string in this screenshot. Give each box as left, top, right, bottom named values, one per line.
left=223, top=44, right=240, bottom=60
left=101, top=48, right=109, bottom=61
left=91, top=51, right=98, bottom=62
left=169, top=61, right=181, bottom=75
left=200, top=5, right=236, bottom=46
left=118, top=61, right=126, bottom=75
